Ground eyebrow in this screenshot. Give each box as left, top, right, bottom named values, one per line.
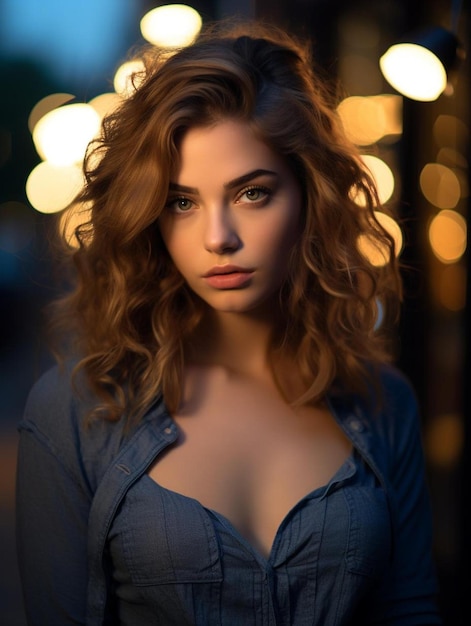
left=168, top=169, right=278, bottom=194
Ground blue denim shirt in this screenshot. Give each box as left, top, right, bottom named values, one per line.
left=16, top=363, right=442, bottom=625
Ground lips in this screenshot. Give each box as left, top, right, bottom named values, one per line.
left=202, top=265, right=254, bottom=289
left=203, top=265, right=253, bottom=277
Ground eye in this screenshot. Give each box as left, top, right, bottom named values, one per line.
left=165, top=196, right=195, bottom=214
left=236, top=185, right=271, bottom=204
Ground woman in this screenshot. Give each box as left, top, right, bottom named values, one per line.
left=16, top=19, right=442, bottom=625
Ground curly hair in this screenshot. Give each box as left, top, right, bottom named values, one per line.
left=50, top=19, right=402, bottom=423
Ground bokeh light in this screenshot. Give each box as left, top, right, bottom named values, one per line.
left=337, top=94, right=402, bottom=146
left=338, top=96, right=386, bottom=145
left=361, top=154, right=395, bottom=204
left=28, top=93, right=75, bottom=133
left=26, top=162, right=84, bottom=214
left=32, top=103, right=100, bottom=166
left=140, top=4, right=202, bottom=48
left=357, top=211, right=403, bottom=266
left=372, top=94, right=403, bottom=138
left=420, top=163, right=461, bottom=209
left=88, top=92, right=123, bottom=121
left=428, top=209, right=467, bottom=263
left=380, top=43, right=447, bottom=101
left=113, top=60, right=146, bottom=97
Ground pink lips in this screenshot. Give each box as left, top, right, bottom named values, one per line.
left=203, top=265, right=254, bottom=289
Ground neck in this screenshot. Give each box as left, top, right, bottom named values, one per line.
left=187, top=306, right=309, bottom=403
left=188, top=306, right=280, bottom=378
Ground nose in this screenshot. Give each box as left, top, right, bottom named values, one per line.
left=204, top=207, right=241, bottom=254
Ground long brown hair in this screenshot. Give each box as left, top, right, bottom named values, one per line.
left=51, top=19, right=402, bottom=422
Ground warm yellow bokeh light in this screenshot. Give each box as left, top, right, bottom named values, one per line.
left=429, top=209, right=467, bottom=263
left=26, top=162, right=84, bottom=214
left=28, top=93, right=75, bottom=134
left=140, top=4, right=202, bottom=48
left=380, top=43, right=447, bottom=101
left=113, top=60, right=146, bottom=97
left=420, top=163, right=461, bottom=209
left=88, top=92, right=123, bottom=121
left=370, top=94, right=403, bottom=137
left=32, top=103, right=100, bottom=166
left=338, top=96, right=386, bottom=145
left=357, top=211, right=403, bottom=267
left=361, top=155, right=395, bottom=204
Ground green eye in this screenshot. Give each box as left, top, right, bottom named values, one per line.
left=245, top=188, right=263, bottom=200
left=238, top=185, right=271, bottom=204
left=176, top=198, right=192, bottom=211
left=166, top=197, right=194, bottom=213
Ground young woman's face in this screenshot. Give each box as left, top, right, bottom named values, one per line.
left=159, top=119, right=302, bottom=315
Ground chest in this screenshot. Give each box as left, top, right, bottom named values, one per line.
left=148, top=369, right=352, bottom=557
left=109, top=451, right=392, bottom=624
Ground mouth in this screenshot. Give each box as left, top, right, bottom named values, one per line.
left=203, top=265, right=254, bottom=277
left=202, top=265, right=255, bottom=289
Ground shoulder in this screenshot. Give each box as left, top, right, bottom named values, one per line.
left=20, top=361, right=171, bottom=490
left=378, top=362, right=418, bottom=406
left=329, top=363, right=422, bottom=463
left=358, top=363, right=425, bottom=476
left=19, top=362, right=127, bottom=490
left=375, top=363, right=421, bottom=438
left=22, top=361, right=96, bottom=437
left=333, top=363, right=419, bottom=431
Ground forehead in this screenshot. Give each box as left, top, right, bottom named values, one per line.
left=174, top=120, right=289, bottom=183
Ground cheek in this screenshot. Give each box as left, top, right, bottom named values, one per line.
left=159, top=226, right=189, bottom=268
left=166, top=245, right=189, bottom=275
left=266, top=212, right=301, bottom=255
left=253, top=220, right=300, bottom=280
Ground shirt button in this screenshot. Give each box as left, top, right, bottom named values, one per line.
left=163, top=426, right=173, bottom=435
left=116, top=463, right=131, bottom=474
left=347, top=417, right=364, bottom=432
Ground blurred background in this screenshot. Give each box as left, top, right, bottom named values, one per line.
left=0, top=0, right=468, bottom=624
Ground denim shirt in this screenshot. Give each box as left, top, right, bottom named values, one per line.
left=16, top=363, right=442, bottom=625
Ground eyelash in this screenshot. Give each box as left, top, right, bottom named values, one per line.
left=165, top=196, right=195, bottom=214
left=236, top=185, right=272, bottom=204
left=165, top=184, right=272, bottom=214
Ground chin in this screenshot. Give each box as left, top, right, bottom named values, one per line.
left=203, top=293, right=277, bottom=315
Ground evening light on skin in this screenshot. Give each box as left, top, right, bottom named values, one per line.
left=159, top=120, right=302, bottom=315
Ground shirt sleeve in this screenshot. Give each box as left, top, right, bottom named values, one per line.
left=16, top=421, right=91, bottom=625
left=364, top=373, right=443, bottom=624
